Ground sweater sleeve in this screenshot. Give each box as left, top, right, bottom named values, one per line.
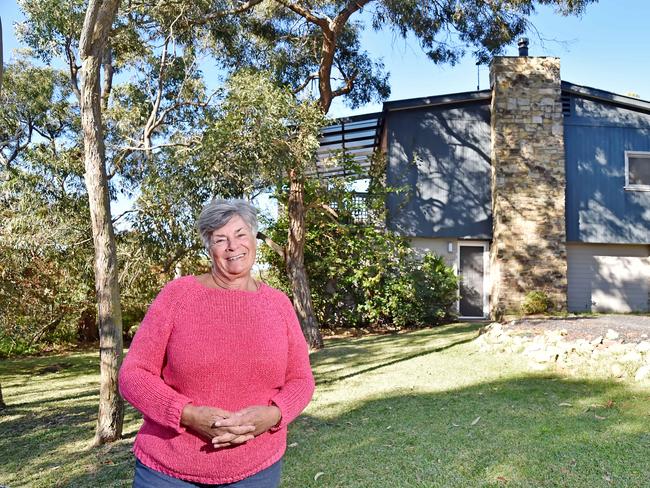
left=118, top=280, right=192, bottom=433
left=270, top=294, right=315, bottom=430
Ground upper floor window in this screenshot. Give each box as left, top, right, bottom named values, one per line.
left=625, top=151, right=650, bottom=191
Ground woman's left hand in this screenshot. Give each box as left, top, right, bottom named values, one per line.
left=211, top=405, right=281, bottom=448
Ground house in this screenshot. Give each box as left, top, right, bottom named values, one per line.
left=318, top=41, right=650, bottom=319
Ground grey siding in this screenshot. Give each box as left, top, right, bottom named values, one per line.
left=567, top=243, right=650, bottom=312
left=564, top=96, right=650, bottom=243
left=386, top=102, right=492, bottom=238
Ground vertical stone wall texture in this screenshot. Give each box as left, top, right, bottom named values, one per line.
left=489, top=57, right=567, bottom=316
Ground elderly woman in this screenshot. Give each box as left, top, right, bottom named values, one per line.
left=119, top=199, right=315, bottom=487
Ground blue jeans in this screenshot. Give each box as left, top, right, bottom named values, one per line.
left=132, top=458, right=283, bottom=488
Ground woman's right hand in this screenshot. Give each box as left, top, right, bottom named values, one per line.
left=181, top=404, right=255, bottom=446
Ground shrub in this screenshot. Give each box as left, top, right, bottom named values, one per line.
left=259, top=175, right=458, bottom=330
left=521, top=291, right=552, bottom=315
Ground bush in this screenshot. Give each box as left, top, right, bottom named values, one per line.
left=259, top=175, right=458, bottom=330
left=521, top=291, right=552, bottom=315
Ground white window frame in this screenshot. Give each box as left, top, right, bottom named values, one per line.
left=624, top=151, right=650, bottom=191
left=456, top=241, right=490, bottom=319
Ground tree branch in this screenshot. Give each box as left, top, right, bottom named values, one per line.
left=292, top=72, right=319, bottom=94
left=257, top=230, right=286, bottom=260
left=331, top=69, right=358, bottom=98
left=65, top=37, right=81, bottom=100
left=101, top=42, right=114, bottom=111
left=187, top=0, right=267, bottom=25
left=273, top=0, right=330, bottom=29
left=79, top=0, right=102, bottom=57
left=332, top=0, right=372, bottom=34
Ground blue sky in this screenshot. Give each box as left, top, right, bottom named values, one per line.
left=2, top=0, right=649, bottom=120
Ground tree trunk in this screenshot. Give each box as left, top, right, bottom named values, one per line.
left=286, top=169, right=323, bottom=349
left=78, top=0, right=124, bottom=445
left=0, top=383, right=6, bottom=410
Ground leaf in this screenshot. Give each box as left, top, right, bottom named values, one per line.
left=559, top=402, right=572, bottom=407
left=470, top=416, right=481, bottom=426
left=452, top=423, right=460, bottom=427
left=314, top=472, right=325, bottom=481
left=288, top=442, right=298, bottom=448
left=595, top=414, right=606, bottom=420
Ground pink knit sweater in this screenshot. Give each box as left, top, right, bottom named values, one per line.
left=118, top=276, right=315, bottom=484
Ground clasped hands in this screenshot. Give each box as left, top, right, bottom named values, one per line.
left=181, top=404, right=281, bottom=449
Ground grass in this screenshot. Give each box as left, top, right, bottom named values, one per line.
left=1, top=323, right=649, bottom=487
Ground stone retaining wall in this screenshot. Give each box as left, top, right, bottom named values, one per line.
left=476, top=322, right=650, bottom=381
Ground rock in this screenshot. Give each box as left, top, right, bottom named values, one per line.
left=605, top=329, right=620, bottom=340
left=590, top=336, right=603, bottom=346
left=523, top=343, right=543, bottom=355
left=620, top=351, right=643, bottom=363
left=531, top=350, right=550, bottom=363
left=607, top=343, right=629, bottom=355
left=611, top=363, right=625, bottom=378
left=635, top=365, right=650, bottom=381
left=545, top=330, right=565, bottom=344
left=636, top=341, right=650, bottom=354
left=528, top=361, right=547, bottom=371
left=574, top=339, right=593, bottom=355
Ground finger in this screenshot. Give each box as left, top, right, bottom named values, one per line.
left=213, top=424, right=256, bottom=435
left=212, top=441, right=232, bottom=448
left=214, top=431, right=239, bottom=442
left=213, top=417, right=252, bottom=428
left=229, top=434, right=255, bottom=444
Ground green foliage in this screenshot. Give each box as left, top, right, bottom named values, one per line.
left=521, top=290, right=553, bottom=315
left=260, top=168, right=458, bottom=330
left=0, top=62, right=92, bottom=357
left=201, top=69, right=325, bottom=193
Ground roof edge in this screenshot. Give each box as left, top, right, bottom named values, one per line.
left=561, top=81, right=650, bottom=114
left=383, top=89, right=492, bottom=112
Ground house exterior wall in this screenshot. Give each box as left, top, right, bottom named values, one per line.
left=385, top=103, right=492, bottom=239
left=564, top=96, right=650, bottom=243
left=489, top=57, right=567, bottom=317
left=567, top=243, right=650, bottom=312
left=409, top=237, right=457, bottom=268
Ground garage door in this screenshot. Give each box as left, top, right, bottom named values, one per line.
left=567, top=244, right=650, bottom=312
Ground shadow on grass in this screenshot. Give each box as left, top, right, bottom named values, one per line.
left=317, top=335, right=476, bottom=385
left=313, top=322, right=482, bottom=384
left=283, top=377, right=650, bottom=488
left=3, top=323, right=648, bottom=487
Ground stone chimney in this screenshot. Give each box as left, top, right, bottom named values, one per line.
left=489, top=55, right=567, bottom=317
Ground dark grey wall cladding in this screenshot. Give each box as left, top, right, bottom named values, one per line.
left=565, top=96, right=650, bottom=243
left=386, top=102, right=492, bottom=238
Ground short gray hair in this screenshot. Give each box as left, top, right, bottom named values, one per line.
left=197, top=199, right=258, bottom=251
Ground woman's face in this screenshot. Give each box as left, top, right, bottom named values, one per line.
left=209, top=215, right=257, bottom=280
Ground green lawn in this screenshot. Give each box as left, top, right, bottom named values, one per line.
left=1, top=323, right=649, bottom=487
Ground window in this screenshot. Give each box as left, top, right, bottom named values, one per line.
left=625, top=151, right=650, bottom=191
